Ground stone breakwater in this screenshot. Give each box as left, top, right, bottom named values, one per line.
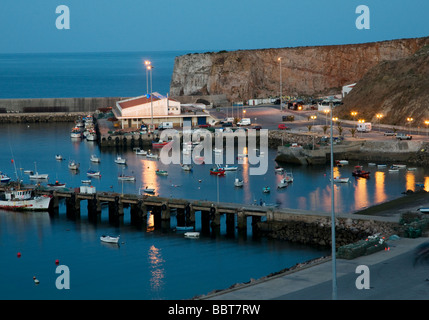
left=0, top=112, right=88, bottom=123
left=258, top=216, right=398, bottom=247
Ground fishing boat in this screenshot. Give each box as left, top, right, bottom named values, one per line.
left=55, top=154, right=63, bottom=160
left=209, top=167, right=225, bottom=176
left=184, top=232, right=200, bottom=238
left=352, top=166, right=370, bottom=178
left=0, top=173, right=11, bottom=183
left=333, top=177, right=350, bottom=183
left=419, top=208, right=429, bottom=214
left=90, top=154, right=100, bottom=163
left=115, top=155, right=127, bottom=165
left=134, top=148, right=147, bottom=156
left=118, top=174, right=136, bottom=181
left=155, top=170, right=168, bottom=176
left=29, top=163, right=48, bottom=180
left=0, top=186, right=52, bottom=211
left=47, top=181, right=66, bottom=189
left=86, top=130, right=97, bottom=141
left=68, top=161, right=80, bottom=170
left=87, top=170, right=101, bottom=177
left=234, top=178, right=244, bottom=187
left=70, top=127, right=82, bottom=138
left=152, top=140, right=170, bottom=148
left=100, top=235, right=120, bottom=244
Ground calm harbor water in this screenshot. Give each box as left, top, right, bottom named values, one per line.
left=1, top=122, right=429, bottom=300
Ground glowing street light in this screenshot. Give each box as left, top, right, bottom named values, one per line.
left=144, top=60, right=151, bottom=95
left=310, top=115, right=317, bottom=150
left=425, top=120, right=429, bottom=136
left=376, top=114, right=383, bottom=132
left=407, top=117, right=414, bottom=135
left=351, top=111, right=358, bottom=129
left=147, top=64, right=154, bottom=130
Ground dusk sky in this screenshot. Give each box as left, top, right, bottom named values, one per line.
left=1, top=0, right=428, bottom=54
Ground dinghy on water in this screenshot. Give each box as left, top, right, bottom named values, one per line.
left=100, top=235, right=120, bottom=244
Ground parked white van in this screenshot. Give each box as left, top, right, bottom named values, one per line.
left=237, top=118, right=251, bottom=126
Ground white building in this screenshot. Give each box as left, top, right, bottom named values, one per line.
left=112, top=93, right=212, bottom=129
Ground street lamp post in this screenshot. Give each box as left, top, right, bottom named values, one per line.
left=407, top=117, right=414, bottom=135
left=144, top=60, right=151, bottom=95
left=424, top=120, right=429, bottom=136
left=351, top=111, right=357, bottom=129
left=278, top=57, right=282, bottom=111
left=147, top=64, right=154, bottom=131
left=329, top=100, right=337, bottom=300
left=376, top=114, right=383, bottom=132
left=310, top=115, right=317, bottom=150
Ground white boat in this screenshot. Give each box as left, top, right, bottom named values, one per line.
left=86, top=130, right=97, bottom=141
left=184, top=232, right=200, bottom=238
left=377, top=164, right=387, bottom=168
left=407, top=167, right=417, bottom=171
left=333, top=177, right=350, bottom=183
left=81, top=179, right=91, bottom=184
left=234, top=178, right=244, bottom=187
left=0, top=188, right=52, bottom=211
left=146, top=153, right=159, bottom=159
left=338, top=160, right=349, bottom=165
left=29, top=162, right=48, bottom=180
left=115, top=155, right=127, bottom=165
left=87, top=170, right=101, bottom=177
left=219, top=165, right=238, bottom=171
left=393, top=164, right=407, bottom=169
left=274, top=167, right=284, bottom=174
left=118, top=175, right=135, bottom=181
left=181, top=164, right=193, bottom=171
left=134, top=148, right=147, bottom=156
left=0, top=173, right=11, bottom=183
left=90, top=154, right=100, bottom=163
left=70, top=127, right=82, bottom=138
left=68, top=161, right=80, bottom=170
left=55, top=154, right=63, bottom=160
left=389, top=167, right=399, bottom=173
left=277, top=178, right=289, bottom=189
left=419, top=208, right=429, bottom=214
left=23, top=170, right=33, bottom=174
left=100, top=235, right=120, bottom=244
left=47, top=181, right=66, bottom=189
left=284, top=172, right=294, bottom=183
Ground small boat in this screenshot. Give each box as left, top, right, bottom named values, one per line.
left=368, top=163, right=376, bottom=166
left=181, top=164, right=193, bottom=171
left=335, top=160, right=349, bottom=166
left=29, top=163, right=48, bottom=179
left=263, top=186, right=270, bottom=193
left=70, top=127, right=82, bottom=138
left=152, top=140, right=170, bottom=148
left=146, top=153, right=159, bottom=159
left=0, top=173, right=11, bottom=183
left=100, top=235, right=120, bottom=244
left=219, top=165, right=238, bottom=171
left=407, top=167, right=417, bottom=171
left=388, top=166, right=400, bottom=173
left=90, top=154, right=100, bottom=163
left=277, top=178, right=288, bottom=189
left=142, top=187, right=155, bottom=194
left=81, top=180, right=91, bottom=184
left=55, top=154, right=63, bottom=160
left=209, top=167, right=225, bottom=176
left=115, top=155, right=127, bottom=165
left=68, top=161, right=80, bottom=170
left=419, top=208, right=429, bottom=214
left=184, top=232, right=200, bottom=238
left=134, top=148, right=147, bottom=156
left=352, top=166, right=370, bottom=178
left=234, top=178, right=244, bottom=187
left=377, top=164, right=387, bottom=168
left=47, top=181, right=66, bottom=189
left=87, top=170, right=101, bottom=177
left=118, top=175, right=136, bottom=181
left=333, top=177, right=350, bottom=183
left=23, top=170, right=33, bottom=174
left=86, top=130, right=97, bottom=141
left=393, top=164, right=407, bottom=169
left=284, top=172, right=294, bottom=183
left=155, top=170, right=168, bottom=176
left=274, top=167, right=284, bottom=174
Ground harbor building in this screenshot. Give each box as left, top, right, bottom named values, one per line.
left=112, top=92, right=213, bottom=129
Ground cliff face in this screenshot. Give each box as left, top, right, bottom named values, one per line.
left=170, top=37, right=429, bottom=101
left=338, top=45, right=429, bottom=125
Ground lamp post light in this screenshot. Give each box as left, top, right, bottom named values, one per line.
left=310, top=115, right=317, bottom=150
left=351, top=111, right=357, bottom=128
left=407, top=117, right=414, bottom=135
left=358, top=119, right=365, bottom=138
left=328, top=99, right=337, bottom=300
left=424, top=120, right=429, bottom=137
left=376, top=114, right=383, bottom=132
left=147, top=64, right=154, bottom=131
left=278, top=57, right=282, bottom=111
left=144, top=60, right=151, bottom=95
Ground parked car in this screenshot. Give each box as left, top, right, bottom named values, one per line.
left=198, top=123, right=211, bottom=128
left=384, top=131, right=396, bottom=136
left=222, top=122, right=233, bottom=127
left=396, top=133, right=412, bottom=140
left=278, top=123, right=289, bottom=130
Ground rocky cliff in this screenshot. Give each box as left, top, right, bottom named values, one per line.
left=170, top=37, right=429, bottom=101
left=337, top=44, right=429, bottom=125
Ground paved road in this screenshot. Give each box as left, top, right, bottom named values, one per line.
left=202, top=237, right=429, bottom=300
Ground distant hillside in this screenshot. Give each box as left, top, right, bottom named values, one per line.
left=338, top=45, right=429, bottom=126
